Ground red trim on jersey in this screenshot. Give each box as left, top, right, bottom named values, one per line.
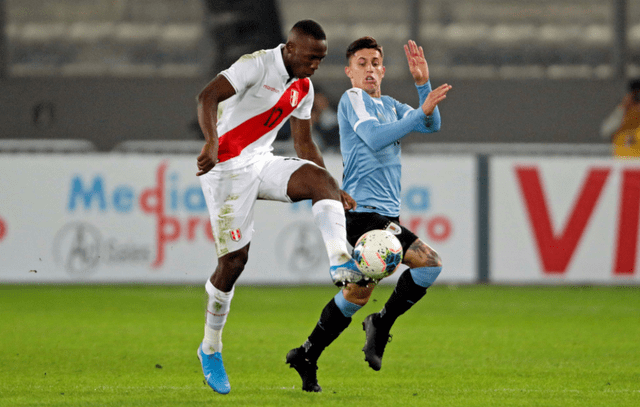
left=217, top=79, right=310, bottom=163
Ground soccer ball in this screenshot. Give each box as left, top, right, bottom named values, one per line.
left=352, top=229, right=403, bottom=280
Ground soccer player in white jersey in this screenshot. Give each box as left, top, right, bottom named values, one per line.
left=287, top=37, right=452, bottom=392
left=195, top=20, right=366, bottom=394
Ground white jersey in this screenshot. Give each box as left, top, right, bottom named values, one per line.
left=215, top=44, right=315, bottom=170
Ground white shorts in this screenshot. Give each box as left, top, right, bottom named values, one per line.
left=199, top=154, right=316, bottom=257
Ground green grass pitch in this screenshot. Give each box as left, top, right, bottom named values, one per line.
left=1, top=284, right=639, bottom=406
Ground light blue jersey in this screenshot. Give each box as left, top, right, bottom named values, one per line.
left=338, top=81, right=441, bottom=217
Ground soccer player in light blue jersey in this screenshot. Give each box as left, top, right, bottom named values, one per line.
left=287, top=37, right=452, bottom=392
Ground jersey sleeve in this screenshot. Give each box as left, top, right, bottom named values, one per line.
left=291, top=79, right=314, bottom=120
left=340, top=88, right=377, bottom=132
left=412, top=80, right=442, bottom=133
left=393, top=97, right=413, bottom=119
left=342, top=88, right=436, bottom=152
left=416, top=81, right=431, bottom=105
left=219, top=50, right=265, bottom=93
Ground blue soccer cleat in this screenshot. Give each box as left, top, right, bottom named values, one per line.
left=329, top=258, right=367, bottom=287
left=197, top=343, right=231, bottom=394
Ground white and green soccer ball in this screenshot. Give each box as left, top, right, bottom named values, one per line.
left=352, top=229, right=403, bottom=280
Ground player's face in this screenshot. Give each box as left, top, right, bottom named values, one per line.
left=288, top=37, right=328, bottom=79
left=345, top=49, right=385, bottom=98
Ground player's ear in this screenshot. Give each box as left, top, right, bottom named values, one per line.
left=285, top=41, right=295, bottom=55
left=345, top=66, right=351, bottom=78
left=381, top=65, right=386, bottom=79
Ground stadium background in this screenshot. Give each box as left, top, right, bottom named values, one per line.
left=0, top=0, right=639, bottom=285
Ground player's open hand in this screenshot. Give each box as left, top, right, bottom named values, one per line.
left=404, top=40, right=429, bottom=85
left=340, top=190, right=357, bottom=211
left=421, top=83, right=452, bottom=116
left=196, top=140, right=218, bottom=176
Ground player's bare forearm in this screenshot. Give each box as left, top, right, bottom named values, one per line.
left=197, top=101, right=217, bottom=144
left=290, top=116, right=326, bottom=168
left=294, top=139, right=326, bottom=168
left=195, top=75, right=236, bottom=176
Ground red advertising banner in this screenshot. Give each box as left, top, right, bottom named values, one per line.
left=491, top=157, right=640, bottom=283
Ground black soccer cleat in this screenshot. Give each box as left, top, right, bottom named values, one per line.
left=362, top=313, right=392, bottom=371
left=286, top=347, right=322, bottom=392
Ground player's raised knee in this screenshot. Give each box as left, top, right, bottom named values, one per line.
left=406, top=239, right=442, bottom=269
left=307, top=164, right=338, bottom=188
left=342, top=284, right=375, bottom=307
left=290, top=164, right=340, bottom=201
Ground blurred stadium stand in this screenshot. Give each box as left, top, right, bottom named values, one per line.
left=2, top=0, right=639, bottom=79
left=279, top=0, right=640, bottom=80
left=3, top=0, right=283, bottom=78
left=0, top=0, right=639, bottom=151
left=203, top=0, right=283, bottom=77
left=5, top=0, right=207, bottom=77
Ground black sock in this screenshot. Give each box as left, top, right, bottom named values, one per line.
left=303, top=298, right=351, bottom=363
left=378, top=269, right=427, bottom=330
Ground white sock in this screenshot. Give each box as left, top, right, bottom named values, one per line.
left=312, top=199, right=351, bottom=266
left=203, top=325, right=222, bottom=354
left=202, top=280, right=234, bottom=354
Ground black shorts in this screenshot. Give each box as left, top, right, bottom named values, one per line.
left=345, top=211, right=418, bottom=255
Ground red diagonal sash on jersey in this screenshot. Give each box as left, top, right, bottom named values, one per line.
left=217, top=79, right=310, bottom=163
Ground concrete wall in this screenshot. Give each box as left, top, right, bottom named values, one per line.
left=0, top=77, right=625, bottom=151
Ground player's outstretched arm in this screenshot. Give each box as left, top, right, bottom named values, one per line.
left=421, top=83, right=452, bottom=116
left=196, top=75, right=236, bottom=176
left=404, top=40, right=429, bottom=86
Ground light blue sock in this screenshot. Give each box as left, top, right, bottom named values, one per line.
left=409, top=266, right=442, bottom=288
left=334, top=290, right=362, bottom=317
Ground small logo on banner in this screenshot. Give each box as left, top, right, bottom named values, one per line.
left=53, top=222, right=102, bottom=277
left=290, top=90, right=299, bottom=107
left=276, top=221, right=326, bottom=275
left=230, top=229, right=242, bottom=242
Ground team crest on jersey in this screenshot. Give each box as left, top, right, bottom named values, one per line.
left=230, top=229, right=242, bottom=242
left=290, top=90, right=299, bottom=107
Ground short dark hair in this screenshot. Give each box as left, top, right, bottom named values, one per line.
left=291, top=20, right=326, bottom=41
left=346, top=36, right=384, bottom=62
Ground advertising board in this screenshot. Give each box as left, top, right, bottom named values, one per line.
left=0, top=154, right=477, bottom=284
left=491, top=157, right=640, bottom=283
